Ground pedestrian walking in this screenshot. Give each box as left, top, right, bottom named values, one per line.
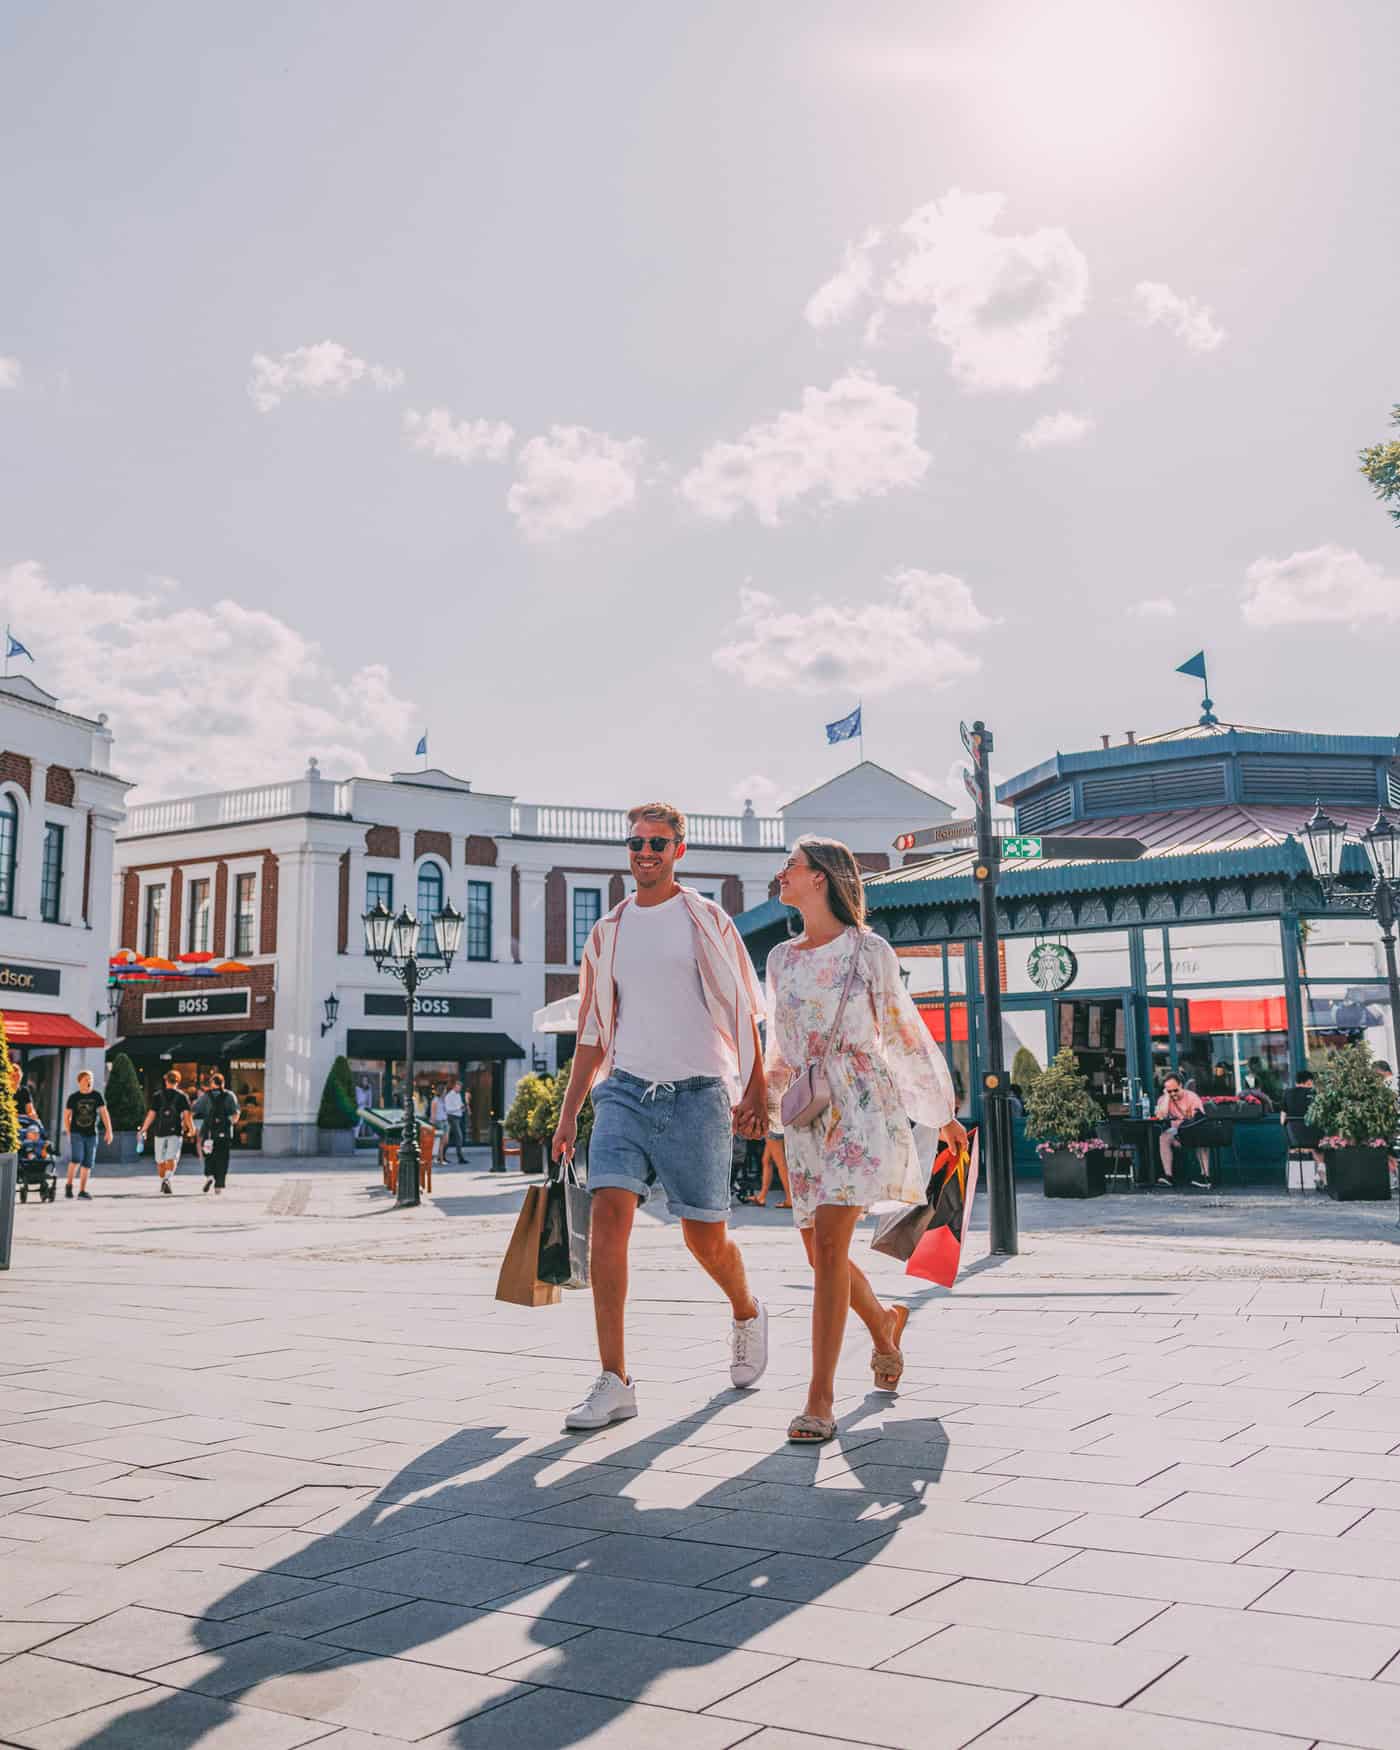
left=139, top=1069, right=195, bottom=1193
left=62, top=1069, right=112, bottom=1200
left=743, top=1133, right=791, bottom=1207
left=551, top=801, right=770, bottom=1430
left=194, top=1072, right=240, bottom=1194
left=429, top=1085, right=448, bottom=1168
left=762, top=836, right=964, bottom=1445
left=9, top=1062, right=36, bottom=1121
left=443, top=1078, right=468, bottom=1162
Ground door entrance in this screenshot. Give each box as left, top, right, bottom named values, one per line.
left=1055, top=998, right=1130, bottom=1108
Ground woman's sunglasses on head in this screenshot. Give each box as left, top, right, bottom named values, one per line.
left=625, top=835, right=680, bottom=853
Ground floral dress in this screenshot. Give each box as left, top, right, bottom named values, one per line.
left=766, top=927, right=957, bottom=1231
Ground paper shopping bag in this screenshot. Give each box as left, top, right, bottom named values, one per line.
left=537, top=1161, right=591, bottom=1289
left=495, top=1184, right=562, bottom=1307
left=872, top=1132, right=957, bottom=1261
left=905, top=1136, right=979, bottom=1289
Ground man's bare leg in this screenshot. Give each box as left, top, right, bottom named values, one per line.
left=590, top=1188, right=638, bottom=1380
left=681, top=1218, right=758, bottom=1322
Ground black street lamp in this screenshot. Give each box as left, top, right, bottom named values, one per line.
left=1300, top=802, right=1400, bottom=1063
left=320, top=992, right=340, bottom=1037
left=362, top=895, right=464, bottom=1208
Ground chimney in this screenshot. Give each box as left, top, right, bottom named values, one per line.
left=1100, top=734, right=1111, bottom=750
left=1125, top=730, right=1137, bottom=745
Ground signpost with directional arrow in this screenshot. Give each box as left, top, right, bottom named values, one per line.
left=895, top=728, right=1146, bottom=1260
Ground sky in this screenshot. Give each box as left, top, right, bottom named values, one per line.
left=2, top=0, right=1398, bottom=811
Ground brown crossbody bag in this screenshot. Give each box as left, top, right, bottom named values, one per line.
left=779, top=930, right=866, bottom=1129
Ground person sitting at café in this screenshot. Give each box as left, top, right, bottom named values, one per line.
left=1210, top=1062, right=1236, bottom=1098
left=1281, top=1069, right=1324, bottom=1181
left=1155, top=1072, right=1210, bottom=1188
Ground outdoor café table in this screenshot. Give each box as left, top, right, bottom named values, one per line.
left=1095, top=1116, right=1159, bottom=1188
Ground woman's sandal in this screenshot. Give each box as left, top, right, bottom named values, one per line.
left=871, top=1304, right=911, bottom=1391
left=788, top=1413, right=838, bottom=1444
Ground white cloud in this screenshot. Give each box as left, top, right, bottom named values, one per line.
left=1018, top=410, right=1094, bottom=450
left=0, top=357, right=20, bottom=390
left=1241, top=543, right=1400, bottom=627
left=506, top=425, right=645, bottom=540
left=713, top=568, right=991, bottom=696
left=1133, top=597, right=1177, bottom=619
left=403, top=407, right=515, bottom=465
left=805, top=191, right=1090, bottom=393
left=730, top=773, right=786, bottom=814
left=248, top=340, right=405, bottom=412
left=1, top=562, right=416, bottom=798
left=1132, top=281, right=1225, bottom=353
left=680, top=371, right=929, bottom=526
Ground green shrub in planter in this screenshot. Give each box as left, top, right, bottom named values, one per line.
left=1023, top=1048, right=1101, bottom=1147
left=105, top=1052, right=146, bottom=1134
left=1309, top=1042, right=1400, bottom=1200
left=505, top=1074, right=551, bottom=1142
left=540, top=1067, right=592, bottom=1156
left=1010, top=1046, right=1043, bottom=1090
left=317, top=1056, right=358, bottom=1129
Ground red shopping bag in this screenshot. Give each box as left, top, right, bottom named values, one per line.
left=905, top=1134, right=979, bottom=1288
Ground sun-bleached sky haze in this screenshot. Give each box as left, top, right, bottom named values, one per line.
left=2, top=1, right=1398, bottom=805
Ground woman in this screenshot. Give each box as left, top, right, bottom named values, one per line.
left=764, top=836, right=965, bottom=1443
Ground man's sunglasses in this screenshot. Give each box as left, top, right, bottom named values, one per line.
left=625, top=835, right=681, bottom=853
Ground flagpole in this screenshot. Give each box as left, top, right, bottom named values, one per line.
left=857, top=699, right=863, bottom=768
left=3, top=626, right=9, bottom=680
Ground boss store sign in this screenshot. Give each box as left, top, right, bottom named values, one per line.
left=0, top=960, right=62, bottom=997
left=364, top=993, right=492, bottom=1019
left=142, top=987, right=252, bottom=1024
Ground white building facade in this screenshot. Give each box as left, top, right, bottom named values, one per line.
left=0, top=675, right=132, bottom=1130
left=111, top=760, right=952, bottom=1153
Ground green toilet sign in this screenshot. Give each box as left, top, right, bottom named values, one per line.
left=1001, top=835, right=1043, bottom=859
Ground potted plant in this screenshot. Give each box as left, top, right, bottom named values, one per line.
left=100, top=1051, right=147, bottom=1164
left=316, top=1055, right=359, bottom=1156
left=0, top=1015, right=18, bottom=1270
left=505, top=1073, right=551, bottom=1174
left=1024, top=1047, right=1107, bottom=1197
left=541, top=1067, right=593, bottom=1173
left=1309, top=1042, right=1400, bottom=1201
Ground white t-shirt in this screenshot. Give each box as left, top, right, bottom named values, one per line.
left=612, top=894, right=728, bottom=1083
left=443, top=1088, right=464, bottom=1117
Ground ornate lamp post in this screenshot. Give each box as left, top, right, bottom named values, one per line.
left=362, top=895, right=464, bottom=1208
left=1300, top=803, right=1400, bottom=1062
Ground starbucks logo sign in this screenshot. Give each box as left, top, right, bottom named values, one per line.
left=1027, top=942, right=1077, bottom=992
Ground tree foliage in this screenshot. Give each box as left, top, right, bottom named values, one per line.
left=1022, top=1047, right=1101, bottom=1144
left=317, top=1055, right=358, bottom=1130
left=0, top=1016, right=17, bottom=1155
left=1360, top=405, right=1400, bottom=527
left=540, top=1066, right=593, bottom=1150
left=1010, top=1046, right=1043, bottom=1089
left=105, top=1052, right=147, bottom=1132
left=505, top=1073, right=552, bottom=1141
left=1309, top=1041, right=1400, bottom=1145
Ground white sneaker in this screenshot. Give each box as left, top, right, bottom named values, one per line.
left=565, top=1371, right=638, bottom=1430
left=730, top=1299, right=769, bottom=1389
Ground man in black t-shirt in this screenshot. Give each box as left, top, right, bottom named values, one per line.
left=9, top=1062, right=36, bottom=1121
left=139, top=1068, right=195, bottom=1194
left=63, top=1070, right=113, bottom=1200
left=1281, top=1071, right=1323, bottom=1184
left=193, top=1071, right=240, bottom=1196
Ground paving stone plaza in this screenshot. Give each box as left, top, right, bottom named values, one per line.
left=6, top=1163, right=1400, bottom=1748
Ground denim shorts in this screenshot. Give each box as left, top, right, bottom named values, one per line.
left=588, top=1069, right=733, bottom=1223
left=69, top=1133, right=98, bottom=1170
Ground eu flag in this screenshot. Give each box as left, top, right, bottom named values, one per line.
left=825, top=705, right=862, bottom=745
left=6, top=634, right=33, bottom=662
left=415, top=733, right=428, bottom=757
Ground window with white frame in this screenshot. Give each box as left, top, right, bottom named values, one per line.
left=143, top=884, right=165, bottom=956
left=467, top=879, right=492, bottom=961
left=40, top=822, right=64, bottom=923
left=0, top=795, right=17, bottom=917
left=187, top=877, right=211, bottom=952
left=572, top=887, right=601, bottom=963
left=233, top=872, right=257, bottom=956
left=417, top=862, right=444, bottom=956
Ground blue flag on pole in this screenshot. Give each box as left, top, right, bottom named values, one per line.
left=825, top=705, right=862, bottom=745
left=1176, top=651, right=1208, bottom=681
left=6, top=635, right=34, bottom=662
left=415, top=733, right=428, bottom=757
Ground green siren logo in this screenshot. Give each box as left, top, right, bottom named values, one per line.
left=1027, top=942, right=1077, bottom=992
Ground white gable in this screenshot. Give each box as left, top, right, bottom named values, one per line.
left=781, top=761, right=954, bottom=855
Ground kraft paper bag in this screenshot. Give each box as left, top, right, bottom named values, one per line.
left=495, top=1184, right=562, bottom=1308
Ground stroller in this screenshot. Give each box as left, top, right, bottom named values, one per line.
left=16, top=1116, right=58, bottom=1204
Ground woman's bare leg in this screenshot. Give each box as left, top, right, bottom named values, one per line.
left=803, top=1206, right=865, bottom=1421
left=799, top=1226, right=897, bottom=1347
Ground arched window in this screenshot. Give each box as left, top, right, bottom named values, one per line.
left=0, top=793, right=17, bottom=917
left=417, top=862, right=444, bottom=956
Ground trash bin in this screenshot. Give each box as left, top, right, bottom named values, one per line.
left=0, top=1152, right=16, bottom=1272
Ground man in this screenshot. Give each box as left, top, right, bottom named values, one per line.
left=194, top=1072, right=240, bottom=1195
left=1281, top=1069, right=1323, bottom=1186
left=443, top=1078, right=468, bottom=1162
left=139, top=1069, right=195, bottom=1194
left=551, top=802, right=769, bottom=1430
left=63, top=1069, right=112, bottom=1200
left=1155, top=1072, right=1210, bottom=1188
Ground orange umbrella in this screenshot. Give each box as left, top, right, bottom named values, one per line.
left=178, top=951, right=217, bottom=964
left=212, top=960, right=252, bottom=974
left=139, top=956, right=178, bottom=972
left=110, top=948, right=140, bottom=964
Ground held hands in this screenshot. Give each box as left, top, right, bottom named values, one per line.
left=731, top=1087, right=767, bottom=1140
left=551, top=1113, right=577, bottom=1165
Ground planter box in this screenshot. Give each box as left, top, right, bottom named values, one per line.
left=1041, top=1147, right=1107, bottom=1199
left=0, top=1153, right=14, bottom=1270
left=1324, top=1145, right=1392, bottom=1202
left=98, top=1132, right=144, bottom=1166
left=317, top=1129, right=357, bottom=1157
left=519, top=1138, right=546, bottom=1175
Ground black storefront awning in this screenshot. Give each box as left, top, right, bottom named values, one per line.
left=110, top=1031, right=268, bottom=1063
left=346, top=1029, right=526, bottom=1061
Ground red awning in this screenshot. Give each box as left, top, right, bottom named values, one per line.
left=918, top=1004, right=970, bottom=1043
left=1, top=1009, right=107, bottom=1049
left=1149, top=997, right=1289, bottom=1036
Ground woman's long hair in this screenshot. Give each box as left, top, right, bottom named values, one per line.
left=795, top=834, right=867, bottom=929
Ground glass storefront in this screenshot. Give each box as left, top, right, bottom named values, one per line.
left=349, top=1052, right=502, bottom=1145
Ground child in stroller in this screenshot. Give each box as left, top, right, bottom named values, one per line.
left=16, top=1116, right=58, bottom=1204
